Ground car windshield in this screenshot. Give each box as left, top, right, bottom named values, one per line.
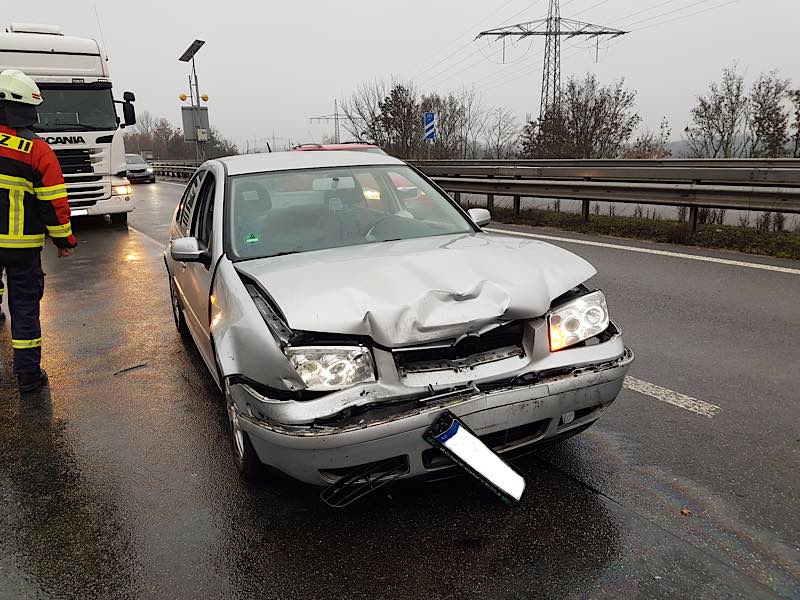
left=33, top=83, right=118, bottom=132
left=126, top=154, right=146, bottom=164
left=227, top=165, right=474, bottom=260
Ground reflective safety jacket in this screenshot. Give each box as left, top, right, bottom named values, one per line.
left=0, top=124, right=77, bottom=250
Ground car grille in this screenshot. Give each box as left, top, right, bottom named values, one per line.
left=393, top=321, right=526, bottom=375
left=129, top=168, right=146, bottom=174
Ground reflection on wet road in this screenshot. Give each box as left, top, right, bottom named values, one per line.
left=0, top=184, right=797, bottom=599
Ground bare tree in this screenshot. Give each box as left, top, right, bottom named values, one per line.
left=457, top=87, right=487, bottom=158
left=484, top=107, right=520, bottom=158
left=624, top=118, right=672, bottom=158
left=684, top=65, right=750, bottom=158
left=340, top=79, right=388, bottom=146
left=789, top=89, right=800, bottom=158
left=749, top=71, right=790, bottom=158
left=522, top=74, right=640, bottom=158
left=133, top=110, right=156, bottom=138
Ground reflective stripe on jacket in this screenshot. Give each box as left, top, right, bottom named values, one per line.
left=0, top=125, right=77, bottom=250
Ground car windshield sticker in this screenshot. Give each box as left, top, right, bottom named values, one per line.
left=245, top=233, right=260, bottom=245
left=328, top=197, right=344, bottom=212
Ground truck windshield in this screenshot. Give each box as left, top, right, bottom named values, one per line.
left=33, top=83, right=117, bottom=132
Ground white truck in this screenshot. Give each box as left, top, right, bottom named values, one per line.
left=0, top=22, right=136, bottom=225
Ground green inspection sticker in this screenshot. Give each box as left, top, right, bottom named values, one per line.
left=244, top=233, right=260, bottom=245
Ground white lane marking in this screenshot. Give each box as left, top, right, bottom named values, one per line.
left=129, top=226, right=165, bottom=250
left=623, top=376, right=721, bottom=418
left=486, top=227, right=800, bottom=275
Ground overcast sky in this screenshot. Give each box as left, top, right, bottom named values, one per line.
left=5, top=0, right=797, bottom=150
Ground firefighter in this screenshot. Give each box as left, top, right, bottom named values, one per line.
left=0, top=69, right=77, bottom=392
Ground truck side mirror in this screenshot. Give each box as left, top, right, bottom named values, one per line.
left=123, top=102, right=136, bottom=127
left=123, top=91, right=135, bottom=102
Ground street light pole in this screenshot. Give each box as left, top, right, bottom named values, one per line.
left=179, top=39, right=207, bottom=161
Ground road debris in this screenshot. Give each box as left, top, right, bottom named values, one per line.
left=113, top=362, right=149, bottom=376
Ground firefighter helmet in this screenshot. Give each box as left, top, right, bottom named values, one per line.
left=0, top=69, right=42, bottom=106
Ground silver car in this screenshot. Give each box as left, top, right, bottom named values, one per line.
left=165, top=151, right=633, bottom=486
left=125, top=153, right=155, bottom=183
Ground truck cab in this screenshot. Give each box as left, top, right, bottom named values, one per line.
left=0, top=22, right=136, bottom=225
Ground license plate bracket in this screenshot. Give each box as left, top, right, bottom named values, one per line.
left=424, top=411, right=526, bottom=505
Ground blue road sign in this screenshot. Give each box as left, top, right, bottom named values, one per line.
left=424, top=111, right=436, bottom=141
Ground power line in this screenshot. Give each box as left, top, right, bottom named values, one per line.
left=402, top=0, right=521, bottom=80
left=621, top=0, right=713, bottom=28
left=479, top=0, right=738, bottom=96
left=570, top=0, right=614, bottom=18
left=477, top=0, right=627, bottom=116
left=634, top=0, right=738, bottom=31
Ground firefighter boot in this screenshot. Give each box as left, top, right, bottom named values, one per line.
left=18, top=368, right=48, bottom=393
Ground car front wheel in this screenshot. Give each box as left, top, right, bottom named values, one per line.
left=224, top=379, right=263, bottom=480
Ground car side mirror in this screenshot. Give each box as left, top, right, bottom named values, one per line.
left=171, top=237, right=206, bottom=263
left=468, top=208, right=491, bottom=227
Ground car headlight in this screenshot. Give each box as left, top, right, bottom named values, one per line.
left=145, top=167, right=153, bottom=173
left=548, top=290, right=609, bottom=351
left=285, top=346, right=376, bottom=391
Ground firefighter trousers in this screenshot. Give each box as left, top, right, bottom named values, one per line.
left=0, top=251, right=44, bottom=375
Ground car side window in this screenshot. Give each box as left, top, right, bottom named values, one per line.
left=177, top=171, right=205, bottom=234
left=191, top=172, right=216, bottom=248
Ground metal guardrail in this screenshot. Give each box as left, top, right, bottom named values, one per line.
left=152, top=158, right=800, bottom=232
left=151, top=162, right=199, bottom=178
left=412, top=159, right=800, bottom=231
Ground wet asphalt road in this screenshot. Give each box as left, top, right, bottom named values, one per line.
left=0, top=180, right=798, bottom=599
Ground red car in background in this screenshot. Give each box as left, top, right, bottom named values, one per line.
left=292, top=143, right=437, bottom=218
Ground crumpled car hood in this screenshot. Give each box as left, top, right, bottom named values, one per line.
left=234, top=232, right=596, bottom=347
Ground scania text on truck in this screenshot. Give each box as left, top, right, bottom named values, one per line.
left=0, top=22, right=136, bottom=225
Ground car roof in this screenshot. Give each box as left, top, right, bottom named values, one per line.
left=216, top=150, right=404, bottom=176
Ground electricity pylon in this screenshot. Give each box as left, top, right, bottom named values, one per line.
left=477, top=0, right=627, bottom=118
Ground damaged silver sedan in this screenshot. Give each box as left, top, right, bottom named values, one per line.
left=165, top=151, right=633, bottom=488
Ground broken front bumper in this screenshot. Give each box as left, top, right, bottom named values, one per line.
left=230, top=345, right=634, bottom=486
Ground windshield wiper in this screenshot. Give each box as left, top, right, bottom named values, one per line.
left=263, top=250, right=303, bottom=258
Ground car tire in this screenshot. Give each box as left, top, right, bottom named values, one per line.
left=169, top=277, right=190, bottom=336
left=110, top=212, right=128, bottom=227
left=149, top=177, right=156, bottom=183
left=224, top=379, right=263, bottom=480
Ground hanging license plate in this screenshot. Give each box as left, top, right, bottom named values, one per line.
left=424, top=411, right=526, bottom=505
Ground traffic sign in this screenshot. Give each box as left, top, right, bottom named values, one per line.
left=424, top=112, right=436, bottom=141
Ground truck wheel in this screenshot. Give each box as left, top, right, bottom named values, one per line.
left=110, top=212, right=128, bottom=227
left=224, top=379, right=263, bottom=480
